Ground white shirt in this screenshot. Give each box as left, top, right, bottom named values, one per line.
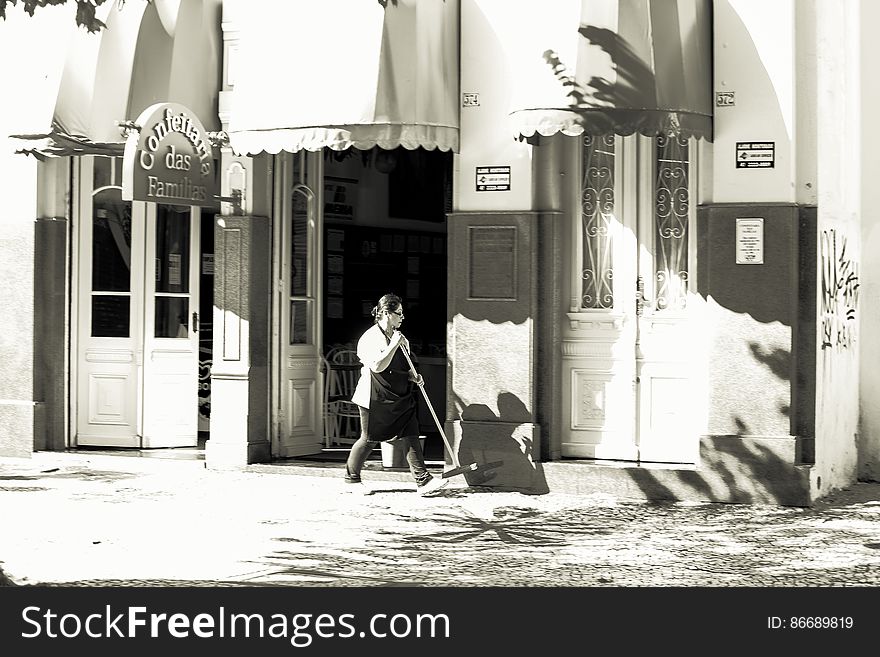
left=351, top=324, right=411, bottom=408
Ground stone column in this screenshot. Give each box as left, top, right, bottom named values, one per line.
left=0, top=153, right=40, bottom=457
left=33, top=215, right=69, bottom=452
left=205, top=213, right=271, bottom=467
left=696, top=203, right=814, bottom=500
left=445, top=211, right=551, bottom=492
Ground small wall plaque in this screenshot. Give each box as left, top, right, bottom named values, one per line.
left=736, top=217, right=764, bottom=264
left=468, top=226, right=516, bottom=299
left=736, top=142, right=775, bottom=168
left=475, top=166, right=511, bottom=192
left=716, top=91, right=735, bottom=106
left=462, top=92, right=480, bottom=107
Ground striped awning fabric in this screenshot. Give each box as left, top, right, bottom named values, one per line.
left=225, top=0, right=460, bottom=156
left=11, top=0, right=221, bottom=158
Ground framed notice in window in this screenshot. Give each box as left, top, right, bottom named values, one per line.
left=324, top=177, right=357, bottom=221
left=327, top=228, right=345, bottom=252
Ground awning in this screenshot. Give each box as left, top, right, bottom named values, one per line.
left=226, top=0, right=459, bottom=155
left=494, top=0, right=712, bottom=141
left=11, top=0, right=221, bottom=158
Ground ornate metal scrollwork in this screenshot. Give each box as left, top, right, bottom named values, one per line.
left=581, top=135, right=615, bottom=310
left=654, top=135, right=690, bottom=311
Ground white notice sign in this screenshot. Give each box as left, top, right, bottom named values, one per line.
left=736, top=218, right=764, bottom=264
left=475, top=166, right=511, bottom=191
left=736, top=142, right=775, bottom=168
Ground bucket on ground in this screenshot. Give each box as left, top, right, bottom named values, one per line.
left=381, top=435, right=426, bottom=468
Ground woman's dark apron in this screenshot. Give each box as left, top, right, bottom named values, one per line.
left=366, top=339, right=419, bottom=442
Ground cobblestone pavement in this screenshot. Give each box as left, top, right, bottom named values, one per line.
left=2, top=456, right=880, bottom=587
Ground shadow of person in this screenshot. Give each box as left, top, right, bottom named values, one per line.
left=455, top=392, right=549, bottom=495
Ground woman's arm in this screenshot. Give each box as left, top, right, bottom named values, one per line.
left=358, top=328, right=404, bottom=373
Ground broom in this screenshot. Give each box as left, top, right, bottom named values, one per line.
left=398, top=341, right=481, bottom=479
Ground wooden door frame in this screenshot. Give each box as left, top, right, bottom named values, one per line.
left=141, top=203, right=201, bottom=447
left=71, top=156, right=146, bottom=447
left=270, top=151, right=325, bottom=457
left=71, top=157, right=204, bottom=449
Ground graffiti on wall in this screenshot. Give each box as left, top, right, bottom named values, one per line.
left=820, top=228, right=859, bottom=350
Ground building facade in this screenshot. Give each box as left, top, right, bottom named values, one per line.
left=1, top=0, right=877, bottom=506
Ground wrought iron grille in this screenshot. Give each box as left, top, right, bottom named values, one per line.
left=581, top=135, right=615, bottom=309
left=654, top=135, right=690, bottom=311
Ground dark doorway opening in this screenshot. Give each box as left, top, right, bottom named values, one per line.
left=321, top=146, right=451, bottom=461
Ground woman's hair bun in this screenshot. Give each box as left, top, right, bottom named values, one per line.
left=372, top=293, right=402, bottom=323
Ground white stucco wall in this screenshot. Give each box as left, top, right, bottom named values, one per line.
left=810, top=0, right=861, bottom=494
left=711, top=0, right=862, bottom=495
left=0, top=5, right=75, bottom=453
left=711, top=0, right=799, bottom=203
left=858, top=0, right=880, bottom=482
left=456, top=0, right=536, bottom=212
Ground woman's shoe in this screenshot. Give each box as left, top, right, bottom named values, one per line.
left=417, top=475, right=449, bottom=497
left=343, top=465, right=361, bottom=484
left=343, top=466, right=368, bottom=493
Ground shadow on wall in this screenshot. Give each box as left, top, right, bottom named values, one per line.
left=620, top=419, right=812, bottom=506
left=576, top=27, right=655, bottom=108
left=694, top=0, right=794, bottom=328
left=749, top=342, right=792, bottom=419
left=537, top=3, right=714, bottom=137
left=455, top=392, right=549, bottom=495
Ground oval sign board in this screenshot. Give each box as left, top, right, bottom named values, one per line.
left=122, top=102, right=217, bottom=207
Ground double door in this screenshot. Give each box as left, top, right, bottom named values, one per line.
left=75, top=156, right=201, bottom=448
left=561, top=135, right=705, bottom=464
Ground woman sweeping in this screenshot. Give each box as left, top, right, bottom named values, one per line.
left=345, top=293, right=448, bottom=496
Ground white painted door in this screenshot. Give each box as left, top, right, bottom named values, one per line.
left=75, top=157, right=200, bottom=448
left=562, top=135, right=703, bottom=464
left=273, top=152, right=323, bottom=457
left=76, top=157, right=145, bottom=447
left=141, top=203, right=200, bottom=447
left=633, top=136, right=703, bottom=463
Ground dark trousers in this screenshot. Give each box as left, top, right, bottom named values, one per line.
left=345, top=406, right=430, bottom=483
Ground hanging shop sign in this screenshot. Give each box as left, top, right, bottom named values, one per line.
left=122, top=102, right=217, bottom=207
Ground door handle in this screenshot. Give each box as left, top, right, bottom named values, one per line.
left=192, top=311, right=199, bottom=333
left=635, top=275, right=645, bottom=317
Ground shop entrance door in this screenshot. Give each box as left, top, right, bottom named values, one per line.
left=561, top=135, right=703, bottom=464
left=272, top=152, right=324, bottom=457
left=75, top=156, right=201, bottom=448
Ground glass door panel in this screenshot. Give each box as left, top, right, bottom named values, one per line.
left=154, top=205, right=192, bottom=338
left=581, top=135, right=616, bottom=310
left=289, top=184, right=313, bottom=345
left=141, top=203, right=200, bottom=447
left=652, top=134, right=690, bottom=314
left=91, top=186, right=133, bottom=337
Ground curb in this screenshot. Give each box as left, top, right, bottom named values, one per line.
left=0, top=565, right=18, bottom=587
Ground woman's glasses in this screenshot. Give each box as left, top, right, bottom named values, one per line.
left=390, top=310, right=404, bottom=319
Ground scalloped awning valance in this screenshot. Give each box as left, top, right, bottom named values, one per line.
left=225, top=0, right=459, bottom=156
left=498, top=0, right=713, bottom=142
